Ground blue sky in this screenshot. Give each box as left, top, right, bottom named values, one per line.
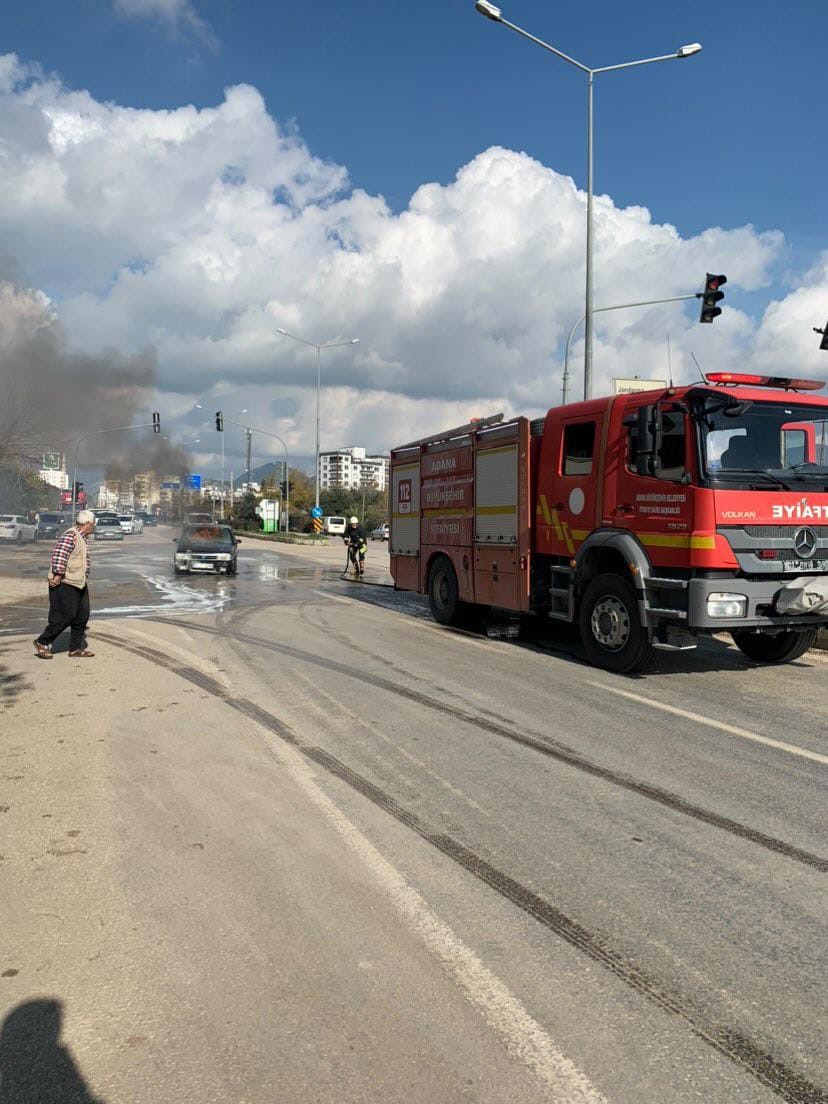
left=1, top=0, right=826, bottom=465
left=2, top=0, right=824, bottom=257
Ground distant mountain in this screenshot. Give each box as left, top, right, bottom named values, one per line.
left=233, top=455, right=315, bottom=488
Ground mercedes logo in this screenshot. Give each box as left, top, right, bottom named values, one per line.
left=793, top=526, right=818, bottom=559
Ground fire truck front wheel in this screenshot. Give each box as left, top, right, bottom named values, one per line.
left=731, top=627, right=818, bottom=664
left=580, top=573, right=654, bottom=673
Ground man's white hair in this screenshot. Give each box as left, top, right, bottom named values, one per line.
left=76, top=510, right=96, bottom=525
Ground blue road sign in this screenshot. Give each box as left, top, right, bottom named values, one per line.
left=186, top=474, right=202, bottom=490
left=161, top=481, right=180, bottom=490
left=310, top=506, right=323, bottom=518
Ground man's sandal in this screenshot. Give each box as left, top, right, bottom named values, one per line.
left=33, top=641, right=53, bottom=660
left=68, top=649, right=95, bottom=658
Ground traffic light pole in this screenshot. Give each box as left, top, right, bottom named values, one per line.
left=224, top=418, right=290, bottom=531
left=70, top=419, right=159, bottom=523
left=561, top=293, right=701, bottom=404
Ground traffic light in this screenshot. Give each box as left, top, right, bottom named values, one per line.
left=73, top=481, right=83, bottom=503
left=215, top=411, right=224, bottom=431
left=699, top=273, right=727, bottom=324
left=815, top=322, right=828, bottom=351
left=152, top=411, right=161, bottom=433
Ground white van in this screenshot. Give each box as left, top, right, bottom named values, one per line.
left=323, top=516, right=346, bottom=536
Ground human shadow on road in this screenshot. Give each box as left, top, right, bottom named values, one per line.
left=0, top=658, right=30, bottom=706
left=0, top=999, right=107, bottom=1103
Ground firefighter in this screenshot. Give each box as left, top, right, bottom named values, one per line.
left=343, top=516, right=367, bottom=577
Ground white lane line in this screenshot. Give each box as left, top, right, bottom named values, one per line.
left=310, top=588, right=353, bottom=605
left=590, top=681, right=828, bottom=765
left=265, top=728, right=607, bottom=1104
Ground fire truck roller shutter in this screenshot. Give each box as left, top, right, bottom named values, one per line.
left=475, top=445, right=518, bottom=544
left=391, top=462, right=420, bottom=556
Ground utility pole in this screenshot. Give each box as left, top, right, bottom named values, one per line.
left=245, top=429, right=253, bottom=493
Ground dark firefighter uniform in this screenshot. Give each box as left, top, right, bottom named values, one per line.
left=344, top=522, right=367, bottom=576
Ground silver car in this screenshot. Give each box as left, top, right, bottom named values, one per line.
left=371, top=523, right=389, bottom=541
left=94, top=517, right=124, bottom=541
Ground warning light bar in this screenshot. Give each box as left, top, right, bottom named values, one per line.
left=706, top=372, right=825, bottom=391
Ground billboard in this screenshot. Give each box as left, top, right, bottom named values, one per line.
left=613, top=378, right=667, bottom=395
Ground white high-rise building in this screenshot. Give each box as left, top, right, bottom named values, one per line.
left=319, top=447, right=389, bottom=492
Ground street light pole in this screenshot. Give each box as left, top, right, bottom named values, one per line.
left=225, top=418, right=290, bottom=532
left=585, top=70, right=594, bottom=395
left=473, top=3, right=702, bottom=401
left=276, top=328, right=360, bottom=509
left=220, top=430, right=225, bottom=520
left=561, top=293, right=703, bottom=403
left=316, top=345, right=321, bottom=509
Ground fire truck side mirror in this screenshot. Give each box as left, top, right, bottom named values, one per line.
left=635, top=404, right=662, bottom=477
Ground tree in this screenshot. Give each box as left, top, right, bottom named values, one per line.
left=231, top=490, right=261, bottom=531
left=0, top=467, right=61, bottom=515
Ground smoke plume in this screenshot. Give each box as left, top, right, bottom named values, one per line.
left=0, top=275, right=157, bottom=466
left=105, top=438, right=191, bottom=482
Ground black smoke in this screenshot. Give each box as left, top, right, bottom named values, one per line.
left=0, top=273, right=158, bottom=467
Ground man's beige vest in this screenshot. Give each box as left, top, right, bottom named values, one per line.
left=63, top=530, right=88, bottom=589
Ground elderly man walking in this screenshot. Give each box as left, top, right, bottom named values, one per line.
left=33, top=510, right=96, bottom=659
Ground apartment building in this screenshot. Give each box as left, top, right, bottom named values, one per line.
left=318, top=447, right=389, bottom=492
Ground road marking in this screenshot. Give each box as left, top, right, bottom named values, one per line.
left=291, top=668, right=491, bottom=817
left=589, top=682, right=828, bottom=765
left=310, top=588, right=352, bottom=605
left=270, top=726, right=608, bottom=1104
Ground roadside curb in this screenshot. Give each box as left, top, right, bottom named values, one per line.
left=239, top=531, right=328, bottom=546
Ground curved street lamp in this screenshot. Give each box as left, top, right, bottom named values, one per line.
left=276, top=328, right=360, bottom=507
left=474, top=3, right=701, bottom=400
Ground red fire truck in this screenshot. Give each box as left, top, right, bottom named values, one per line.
left=389, top=373, right=828, bottom=672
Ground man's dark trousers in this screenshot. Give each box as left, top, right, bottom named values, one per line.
left=36, top=584, right=89, bottom=651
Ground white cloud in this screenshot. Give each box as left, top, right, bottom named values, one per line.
left=113, top=0, right=218, bottom=51
left=0, top=55, right=824, bottom=463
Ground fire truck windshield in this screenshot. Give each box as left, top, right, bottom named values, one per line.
left=698, top=398, right=828, bottom=487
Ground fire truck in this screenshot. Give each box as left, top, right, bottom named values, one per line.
left=389, top=373, right=828, bottom=672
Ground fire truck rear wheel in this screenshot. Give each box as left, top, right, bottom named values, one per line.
left=731, top=627, right=818, bottom=664
left=428, top=555, right=465, bottom=627
left=580, top=573, right=654, bottom=673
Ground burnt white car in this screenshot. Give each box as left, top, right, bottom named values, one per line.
left=0, top=514, right=38, bottom=543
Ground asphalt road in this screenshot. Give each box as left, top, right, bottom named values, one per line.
left=1, top=527, right=825, bottom=1103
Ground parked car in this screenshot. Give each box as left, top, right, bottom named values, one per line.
left=323, top=516, right=346, bottom=536
left=371, top=523, right=390, bottom=541
left=0, top=514, right=38, bottom=543
left=94, top=517, right=124, bottom=541
left=36, top=512, right=70, bottom=541
left=173, top=524, right=240, bottom=575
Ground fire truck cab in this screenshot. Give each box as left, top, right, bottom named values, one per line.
left=390, top=373, right=828, bottom=672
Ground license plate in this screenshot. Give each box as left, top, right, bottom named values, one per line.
left=782, top=559, right=828, bottom=573
left=190, top=561, right=215, bottom=570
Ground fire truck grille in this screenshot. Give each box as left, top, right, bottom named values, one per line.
left=742, top=525, right=828, bottom=539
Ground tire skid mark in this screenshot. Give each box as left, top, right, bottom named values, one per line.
left=96, top=628, right=826, bottom=1104
left=141, top=615, right=827, bottom=873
